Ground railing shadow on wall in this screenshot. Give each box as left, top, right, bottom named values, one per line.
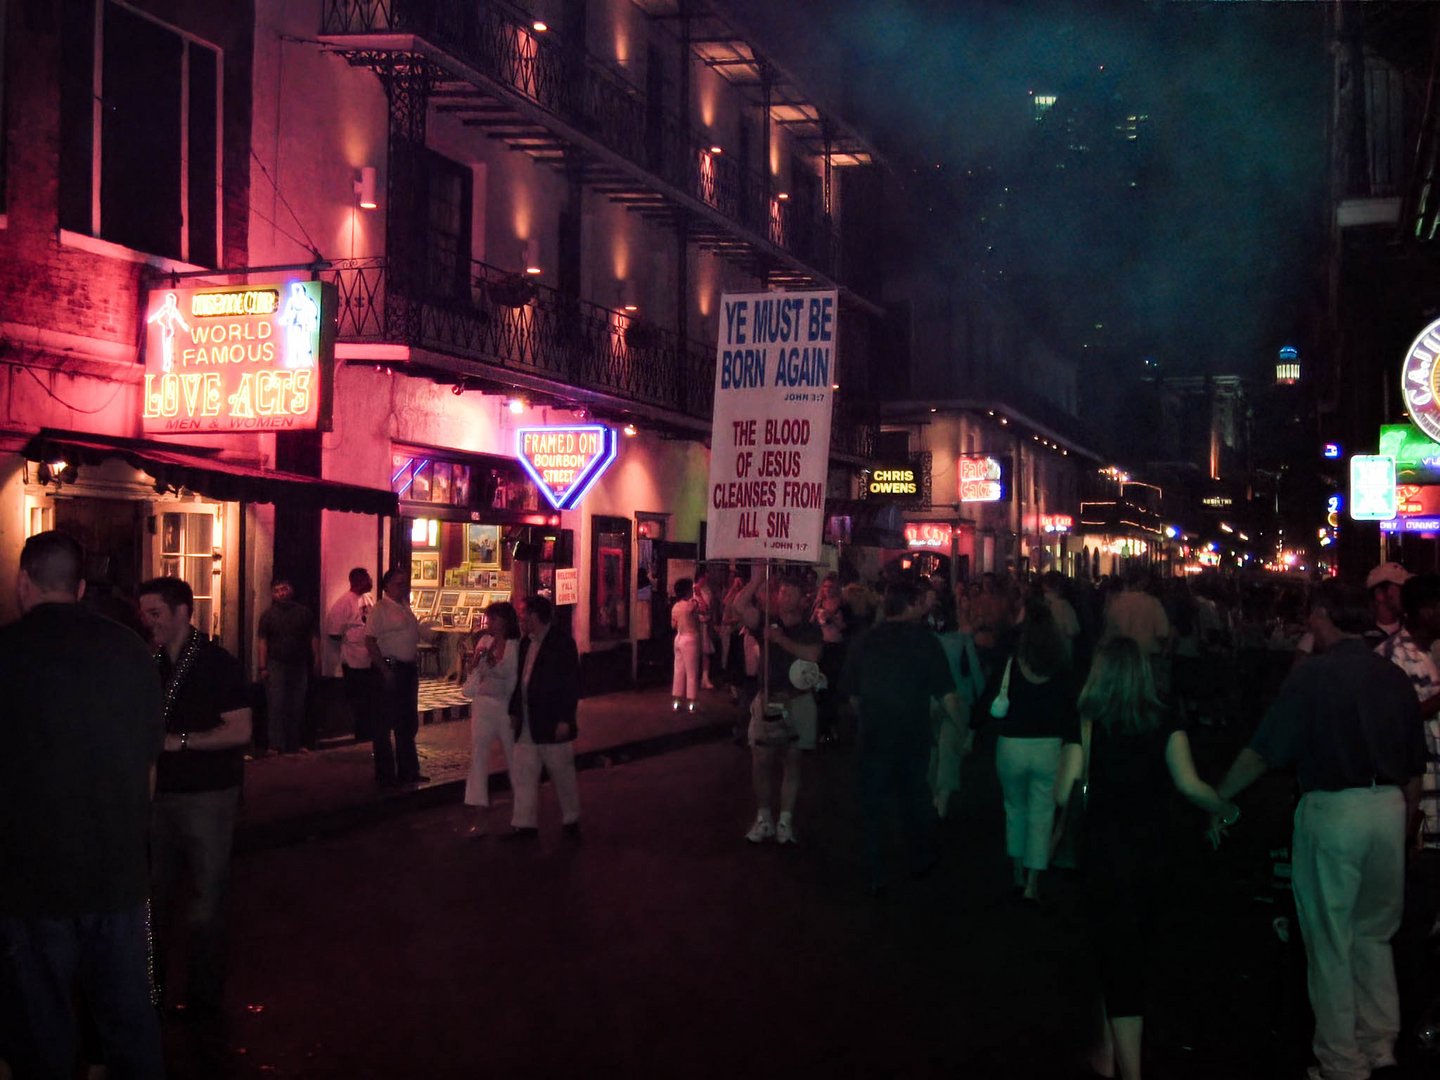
left=321, top=0, right=841, bottom=280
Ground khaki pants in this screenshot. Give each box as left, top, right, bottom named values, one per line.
left=1292, top=786, right=1405, bottom=1080
left=510, top=739, right=581, bottom=828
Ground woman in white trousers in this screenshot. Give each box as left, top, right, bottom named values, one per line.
left=462, top=603, right=520, bottom=833
left=671, top=578, right=702, bottom=712
left=990, top=599, right=1080, bottom=901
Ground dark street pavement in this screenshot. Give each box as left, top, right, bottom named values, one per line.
left=160, top=700, right=1439, bottom=1080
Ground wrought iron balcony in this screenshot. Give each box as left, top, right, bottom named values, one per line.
left=319, top=0, right=841, bottom=282
left=327, top=256, right=875, bottom=459
left=329, top=256, right=713, bottom=420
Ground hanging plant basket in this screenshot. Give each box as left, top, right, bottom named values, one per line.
left=487, top=275, right=537, bottom=309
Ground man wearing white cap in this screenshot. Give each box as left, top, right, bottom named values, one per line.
left=1365, top=562, right=1412, bottom=643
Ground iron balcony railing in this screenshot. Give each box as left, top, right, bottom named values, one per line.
left=328, top=256, right=715, bottom=419
left=326, top=256, right=876, bottom=458
left=320, top=0, right=841, bottom=279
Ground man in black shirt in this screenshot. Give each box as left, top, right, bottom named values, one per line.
left=844, top=579, right=968, bottom=894
left=256, top=577, right=317, bottom=754
left=138, top=576, right=251, bottom=1028
left=1215, top=581, right=1425, bottom=1080
left=0, top=531, right=165, bottom=1078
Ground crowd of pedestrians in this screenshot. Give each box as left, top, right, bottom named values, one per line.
left=651, top=559, right=1440, bottom=1080
left=6, top=527, right=1440, bottom=1079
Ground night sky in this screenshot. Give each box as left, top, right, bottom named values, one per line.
left=728, top=0, right=1331, bottom=384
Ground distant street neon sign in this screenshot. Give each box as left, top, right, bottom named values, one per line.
left=959, top=454, right=1009, bottom=503
left=141, top=281, right=335, bottom=433
left=517, top=426, right=617, bottom=510
left=905, top=523, right=952, bottom=548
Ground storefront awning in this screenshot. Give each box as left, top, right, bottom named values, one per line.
left=24, top=431, right=397, bottom=516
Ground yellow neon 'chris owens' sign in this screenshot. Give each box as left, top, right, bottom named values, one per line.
left=141, top=281, right=337, bottom=433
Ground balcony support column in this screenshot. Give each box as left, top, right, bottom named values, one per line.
left=378, top=54, right=433, bottom=344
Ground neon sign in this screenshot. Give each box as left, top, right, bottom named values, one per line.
left=904, top=523, right=952, bottom=548
left=141, top=281, right=335, bottom=434
left=517, top=426, right=617, bottom=510
left=1402, top=316, right=1440, bottom=443
left=866, top=462, right=920, bottom=500
left=959, top=455, right=1008, bottom=503
left=1040, top=514, right=1073, bottom=533
left=1350, top=454, right=1397, bottom=521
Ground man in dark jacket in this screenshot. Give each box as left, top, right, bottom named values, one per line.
left=0, top=531, right=165, bottom=1078
left=507, top=595, right=581, bottom=839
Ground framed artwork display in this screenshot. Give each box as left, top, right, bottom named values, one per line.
left=410, top=556, right=424, bottom=582
left=452, top=610, right=471, bottom=629
left=452, top=465, right=471, bottom=506
left=439, top=590, right=462, bottom=609
left=431, top=462, right=452, bottom=505
left=421, top=558, right=438, bottom=583
left=466, top=524, right=502, bottom=568
left=415, top=589, right=437, bottom=612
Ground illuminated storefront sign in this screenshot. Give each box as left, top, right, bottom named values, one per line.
left=1379, top=423, right=1440, bottom=484
left=1402, top=316, right=1440, bottom=443
left=1040, top=514, right=1073, bottom=533
left=904, top=523, right=952, bottom=548
left=1381, top=517, right=1440, bottom=533
left=959, top=454, right=1009, bottom=503
left=1350, top=454, right=1398, bottom=520
left=517, top=425, right=617, bottom=510
left=865, top=462, right=920, bottom=500
left=141, top=281, right=336, bottom=433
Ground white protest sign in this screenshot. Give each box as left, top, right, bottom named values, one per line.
left=706, top=290, right=837, bottom=560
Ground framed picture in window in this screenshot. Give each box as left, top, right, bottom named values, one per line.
left=411, top=460, right=433, bottom=501
left=452, top=465, right=471, bottom=507
left=452, top=610, right=471, bottom=629
left=421, top=558, right=438, bottom=583
left=410, top=556, right=424, bottom=583
left=439, top=590, right=462, bottom=609
left=432, top=462, right=452, bottom=505
left=466, top=524, right=501, bottom=568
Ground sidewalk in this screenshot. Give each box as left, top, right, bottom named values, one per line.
left=234, top=680, right=736, bottom=852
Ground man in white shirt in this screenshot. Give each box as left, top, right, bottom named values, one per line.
left=326, top=567, right=378, bottom=748
left=365, top=569, right=431, bottom=787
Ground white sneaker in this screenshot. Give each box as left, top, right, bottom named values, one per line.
left=776, top=819, right=798, bottom=845
left=745, top=817, right=775, bottom=843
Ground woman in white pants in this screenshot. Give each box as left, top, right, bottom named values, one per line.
left=990, top=599, right=1079, bottom=901
left=462, top=603, right=520, bottom=833
left=671, top=578, right=702, bottom=712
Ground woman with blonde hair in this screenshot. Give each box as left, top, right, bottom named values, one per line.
left=1055, top=636, right=1237, bottom=1080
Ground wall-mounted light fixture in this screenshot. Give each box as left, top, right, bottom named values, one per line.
left=708, top=144, right=724, bottom=156
left=354, top=166, right=378, bottom=210
left=524, top=239, right=542, bottom=276
left=775, top=191, right=790, bottom=201
left=623, top=423, right=638, bottom=437
left=507, top=397, right=526, bottom=414
left=619, top=281, right=638, bottom=313
left=532, top=19, right=548, bottom=32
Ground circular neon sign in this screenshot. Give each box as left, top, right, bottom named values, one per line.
left=1401, top=316, right=1440, bottom=442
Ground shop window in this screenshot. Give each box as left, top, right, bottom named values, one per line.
left=59, top=0, right=221, bottom=266
left=391, top=451, right=539, bottom=512
left=590, top=516, right=631, bottom=643
left=158, top=509, right=220, bottom=637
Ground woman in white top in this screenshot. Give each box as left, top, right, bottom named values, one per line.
left=671, top=578, right=702, bottom=712
left=462, top=602, right=521, bottom=834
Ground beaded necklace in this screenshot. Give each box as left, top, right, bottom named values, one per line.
left=156, top=626, right=202, bottom=729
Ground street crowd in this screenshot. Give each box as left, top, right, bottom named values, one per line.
left=659, top=559, right=1439, bottom=1080
left=3, top=525, right=1440, bottom=1080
